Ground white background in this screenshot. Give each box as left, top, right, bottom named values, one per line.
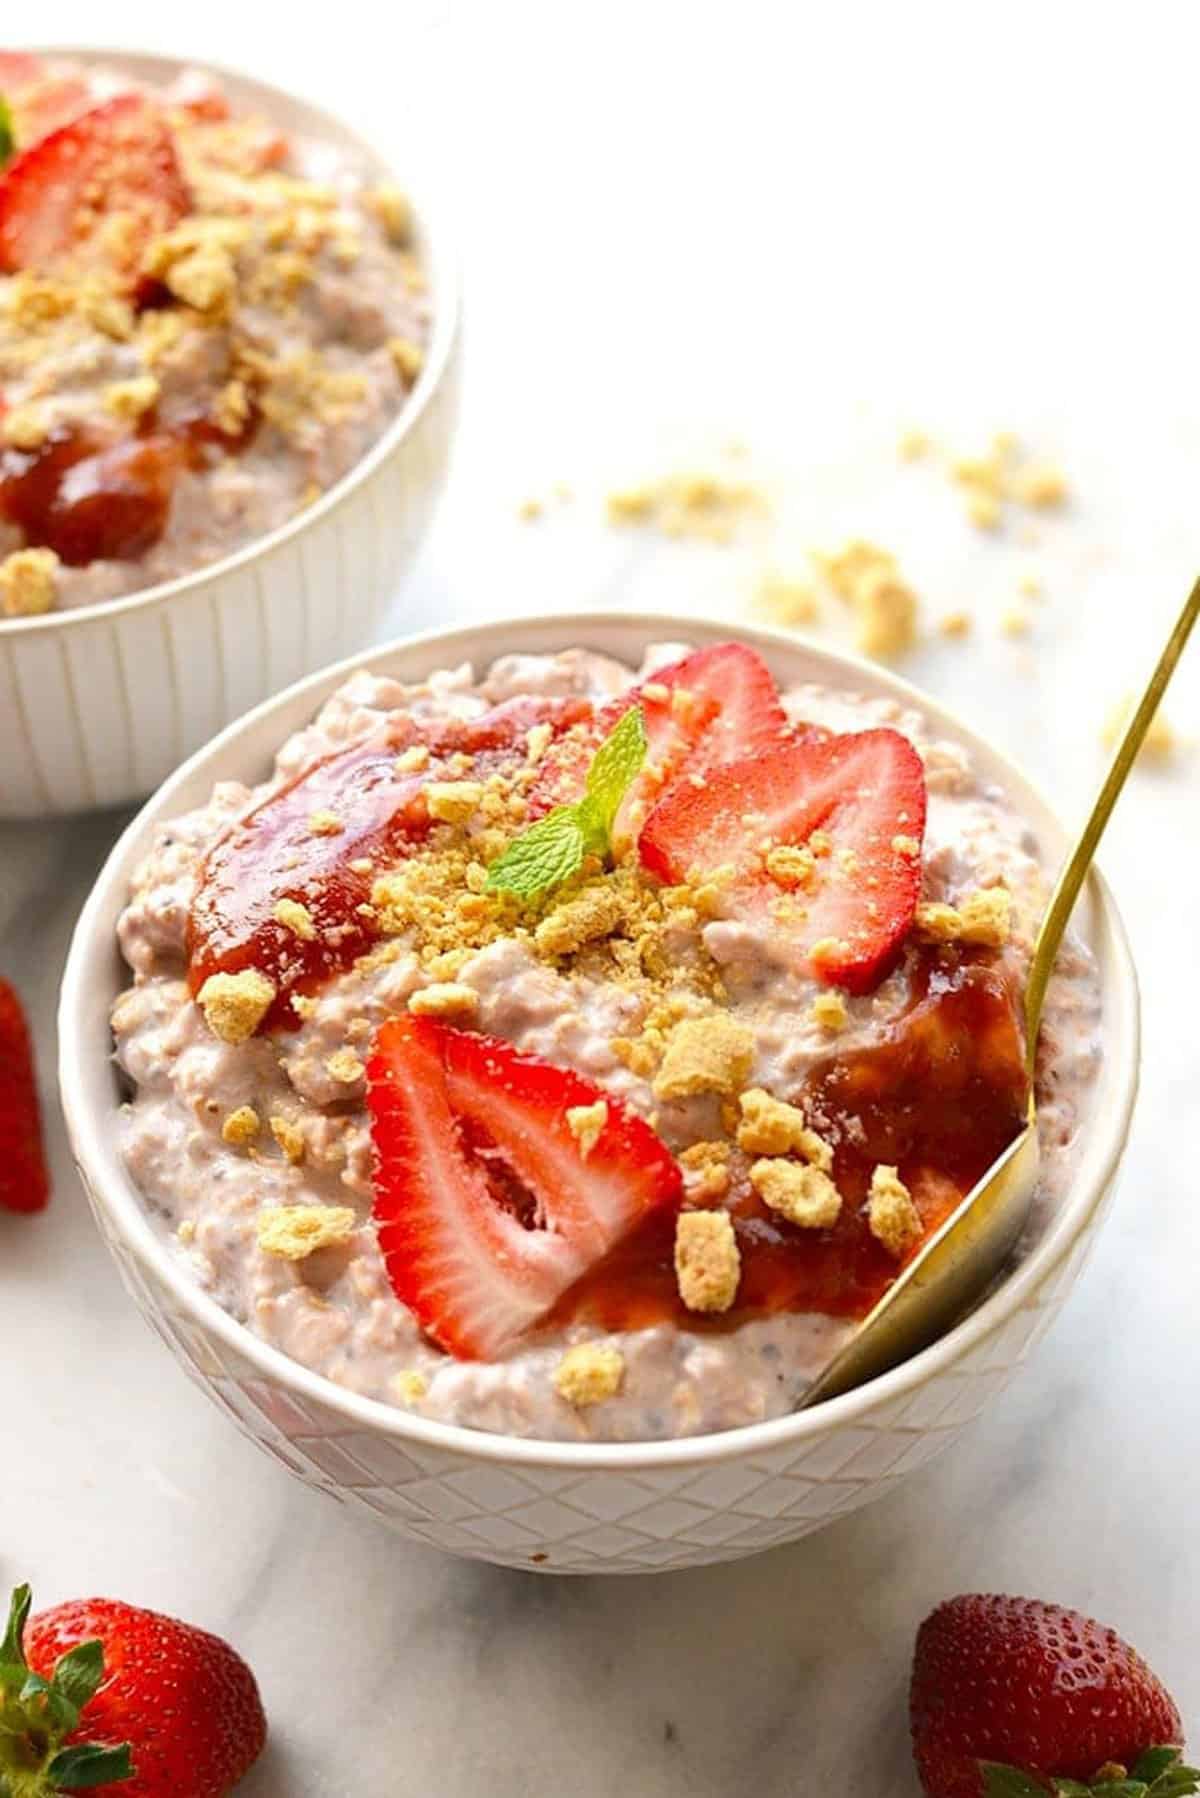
left=3, top=5, right=1199, bottom=1793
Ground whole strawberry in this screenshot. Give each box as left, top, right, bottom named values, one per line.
left=911, top=1594, right=1196, bottom=1798
left=0, top=977, right=49, bottom=1212
left=0, top=1584, right=266, bottom=1795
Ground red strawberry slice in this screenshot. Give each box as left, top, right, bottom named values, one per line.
left=527, top=642, right=790, bottom=840
left=368, top=1017, right=683, bottom=1359
left=0, top=94, right=190, bottom=277
left=0, top=976, right=49, bottom=1213
left=640, top=727, right=927, bottom=994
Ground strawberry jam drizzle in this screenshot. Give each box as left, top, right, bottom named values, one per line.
left=550, top=955, right=1030, bottom=1331
left=0, top=403, right=259, bottom=567
left=187, top=696, right=592, bottom=1030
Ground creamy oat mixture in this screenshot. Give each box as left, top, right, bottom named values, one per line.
left=113, top=645, right=1103, bottom=1442
left=0, top=56, right=428, bottom=617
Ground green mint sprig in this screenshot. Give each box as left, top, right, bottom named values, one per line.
left=486, top=705, right=646, bottom=903
left=0, top=98, right=14, bottom=170
left=982, top=1747, right=1200, bottom=1798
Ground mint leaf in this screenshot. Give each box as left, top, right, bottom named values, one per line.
left=47, top=1742, right=135, bottom=1788
left=486, top=808, right=590, bottom=900
left=585, top=705, right=647, bottom=836
left=0, top=97, right=13, bottom=171
left=981, top=1768, right=1054, bottom=1798
left=485, top=706, right=646, bottom=904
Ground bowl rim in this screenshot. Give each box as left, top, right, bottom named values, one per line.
left=58, top=610, right=1140, bottom=1471
left=0, top=43, right=461, bottom=638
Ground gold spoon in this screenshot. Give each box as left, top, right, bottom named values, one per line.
left=799, top=574, right=1200, bottom=1410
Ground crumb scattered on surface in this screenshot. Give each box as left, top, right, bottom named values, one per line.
left=939, top=610, right=972, bottom=638
left=1000, top=606, right=1030, bottom=637
left=915, top=887, right=1012, bottom=948
left=425, top=780, right=484, bottom=825
left=325, top=1047, right=365, bottom=1085
left=810, top=990, right=848, bottom=1032
left=606, top=469, right=768, bottom=543
left=755, top=568, right=820, bottom=626
left=674, top=1209, right=741, bottom=1313
left=273, top=897, right=316, bottom=940
left=897, top=427, right=931, bottom=461
left=257, top=1203, right=357, bottom=1260
left=270, top=1115, right=306, bottom=1165
left=1102, top=693, right=1177, bottom=764
left=814, top=540, right=919, bottom=660
left=867, top=1164, right=921, bottom=1258
left=678, top=1140, right=731, bottom=1201
left=554, top=1343, right=625, bottom=1406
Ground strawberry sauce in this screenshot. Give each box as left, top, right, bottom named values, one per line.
left=550, top=957, right=1030, bottom=1330
left=0, top=404, right=260, bottom=568
left=186, top=697, right=591, bottom=1029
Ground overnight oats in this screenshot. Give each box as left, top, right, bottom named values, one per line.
left=0, top=52, right=428, bottom=617
left=112, top=640, right=1103, bottom=1442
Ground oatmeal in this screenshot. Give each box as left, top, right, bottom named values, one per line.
left=113, top=641, right=1103, bottom=1442
left=0, top=54, right=429, bottom=615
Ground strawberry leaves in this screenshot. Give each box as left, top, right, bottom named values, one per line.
left=486, top=705, right=646, bottom=901
left=0, top=1585, right=133, bottom=1795
left=981, top=1750, right=1200, bottom=1798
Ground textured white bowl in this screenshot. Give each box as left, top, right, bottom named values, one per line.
left=58, top=613, right=1139, bottom=1575
left=0, top=48, right=460, bottom=819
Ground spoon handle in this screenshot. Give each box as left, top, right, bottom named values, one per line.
left=1023, top=573, right=1200, bottom=1067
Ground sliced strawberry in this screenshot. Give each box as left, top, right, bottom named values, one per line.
left=0, top=94, right=190, bottom=277
left=640, top=728, right=927, bottom=994
left=0, top=976, right=49, bottom=1213
left=527, top=642, right=790, bottom=842
left=368, top=1017, right=683, bottom=1359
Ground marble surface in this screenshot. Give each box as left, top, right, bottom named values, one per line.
left=5, top=5, right=1200, bottom=1791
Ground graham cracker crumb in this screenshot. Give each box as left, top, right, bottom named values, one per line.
left=525, top=722, right=554, bottom=764
left=966, top=491, right=1002, bottom=531
left=817, top=540, right=918, bottom=659
left=897, top=427, right=930, bottom=461
left=566, top=1100, right=608, bottom=1160
left=653, top=1013, right=754, bottom=1101
left=535, top=883, right=625, bottom=957
left=392, top=1370, right=428, bottom=1405
left=396, top=743, right=431, bottom=774
left=939, top=610, right=972, bottom=638
left=177, top=1219, right=196, bottom=1245
left=1018, top=572, right=1042, bottom=598
left=1014, top=465, right=1067, bottom=509
left=197, top=969, right=276, bottom=1043
left=517, top=496, right=543, bottom=521
left=104, top=374, right=161, bottom=421
left=810, top=989, right=848, bottom=1032
left=737, top=1089, right=833, bottom=1170
left=765, top=844, right=816, bottom=889
left=274, top=898, right=316, bottom=940
left=2, top=405, right=51, bottom=449
left=867, top=1164, right=921, bottom=1258
left=750, top=1158, right=842, bottom=1228
left=1102, top=693, right=1176, bottom=763
left=554, top=1343, right=624, bottom=1406
left=891, top=834, right=921, bottom=858
left=756, top=569, right=820, bottom=626
left=0, top=547, right=60, bottom=617
left=388, top=336, right=424, bottom=383
left=425, top=780, right=484, bottom=825
left=958, top=887, right=1012, bottom=947
left=606, top=469, right=767, bottom=541
left=221, top=1105, right=261, bottom=1148
left=164, top=242, right=237, bottom=313
left=408, top=981, right=479, bottom=1018
left=678, top=1140, right=731, bottom=1201
left=368, top=184, right=412, bottom=244
left=308, top=810, right=343, bottom=837
left=674, top=1210, right=741, bottom=1313
left=325, top=1048, right=365, bottom=1085
left=269, top=1115, right=306, bottom=1165
left=1000, top=606, right=1030, bottom=637
left=257, top=1204, right=357, bottom=1261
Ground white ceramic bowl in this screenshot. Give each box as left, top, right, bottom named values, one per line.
left=58, top=614, right=1139, bottom=1575
left=0, top=48, right=460, bottom=819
